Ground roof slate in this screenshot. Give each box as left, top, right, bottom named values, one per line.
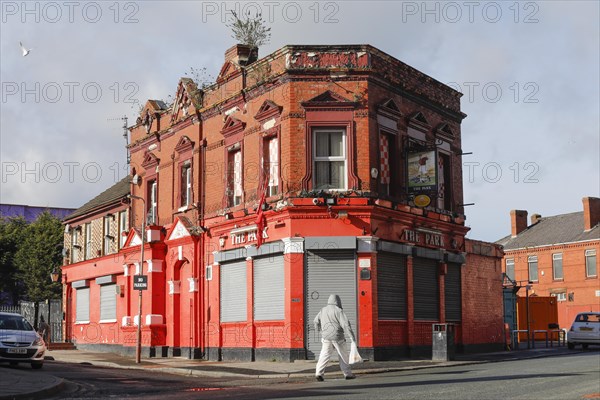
left=496, top=211, right=600, bottom=250
left=64, top=177, right=130, bottom=221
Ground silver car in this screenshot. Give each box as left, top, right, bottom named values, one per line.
left=567, top=312, right=600, bottom=350
left=0, top=312, right=46, bottom=369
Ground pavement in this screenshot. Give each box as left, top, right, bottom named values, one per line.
left=0, top=344, right=582, bottom=399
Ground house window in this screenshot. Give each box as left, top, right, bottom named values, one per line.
left=266, top=137, right=279, bottom=197
left=505, top=258, right=515, bottom=281
left=181, top=161, right=192, bottom=207
left=148, top=180, right=157, bottom=224
left=103, top=217, right=112, bottom=255
left=438, top=152, right=452, bottom=211
left=553, top=292, right=567, bottom=302
left=75, top=287, right=90, bottom=323
left=552, top=253, right=563, bottom=280
left=313, top=129, right=346, bottom=190
left=118, top=211, right=127, bottom=248
left=84, top=223, right=92, bottom=260
left=379, top=133, right=391, bottom=196
left=71, top=228, right=80, bottom=263
left=227, top=149, right=243, bottom=207
left=99, top=284, right=117, bottom=321
left=585, top=249, right=597, bottom=277
left=528, top=255, right=538, bottom=282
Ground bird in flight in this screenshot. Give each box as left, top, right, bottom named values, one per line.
left=20, top=42, right=31, bottom=57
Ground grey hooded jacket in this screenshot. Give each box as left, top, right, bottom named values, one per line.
left=314, top=294, right=356, bottom=342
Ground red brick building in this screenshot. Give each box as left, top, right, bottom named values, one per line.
left=497, top=197, right=600, bottom=330
left=62, top=44, right=504, bottom=361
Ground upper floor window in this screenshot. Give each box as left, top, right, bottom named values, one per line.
left=313, top=129, right=346, bottom=190
left=71, top=228, right=80, bottom=263
left=84, top=223, right=92, bottom=260
left=379, top=133, right=391, bottom=196
left=552, top=253, right=563, bottom=280
left=227, top=148, right=243, bottom=207
left=528, top=255, right=538, bottom=282
left=181, top=161, right=192, bottom=207
left=103, top=216, right=112, bottom=255
left=266, top=137, right=279, bottom=197
left=585, top=249, right=597, bottom=277
left=505, top=258, right=515, bottom=281
left=118, top=211, right=128, bottom=248
left=148, top=180, right=157, bottom=225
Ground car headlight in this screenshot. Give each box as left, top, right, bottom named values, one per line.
left=32, top=336, right=45, bottom=346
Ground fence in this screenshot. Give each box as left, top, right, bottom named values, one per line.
left=0, top=300, right=64, bottom=343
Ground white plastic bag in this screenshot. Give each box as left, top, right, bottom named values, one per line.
left=349, top=341, right=363, bottom=364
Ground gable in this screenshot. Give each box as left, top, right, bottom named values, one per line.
left=221, top=116, right=246, bottom=137
left=167, top=219, right=191, bottom=241
left=254, top=100, right=282, bottom=121
left=141, top=152, right=160, bottom=169
left=123, top=229, right=142, bottom=248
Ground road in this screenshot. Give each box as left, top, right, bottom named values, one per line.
left=33, top=350, right=600, bottom=399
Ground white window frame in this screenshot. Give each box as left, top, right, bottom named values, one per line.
left=585, top=249, right=597, bottom=277
left=528, top=255, right=538, bottom=282
left=552, top=253, right=563, bottom=280
left=118, top=211, right=127, bottom=248
left=149, top=180, right=157, bottom=224
left=313, top=128, right=347, bottom=191
left=267, top=137, right=279, bottom=197
left=71, top=228, right=80, bottom=263
left=103, top=216, right=112, bottom=256
left=227, top=149, right=243, bottom=207
left=181, top=161, right=192, bottom=207
left=84, top=223, right=92, bottom=260
left=505, top=258, right=515, bottom=281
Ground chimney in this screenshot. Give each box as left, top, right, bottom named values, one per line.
left=582, top=197, right=600, bottom=231
left=224, top=44, right=258, bottom=66
left=510, top=210, right=528, bottom=237
left=531, top=214, right=542, bottom=225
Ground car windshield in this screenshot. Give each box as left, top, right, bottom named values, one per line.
left=0, top=314, right=34, bottom=331
left=575, top=314, right=600, bottom=323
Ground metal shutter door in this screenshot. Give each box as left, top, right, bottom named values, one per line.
left=413, top=258, right=439, bottom=321
left=305, top=250, right=356, bottom=359
left=254, top=255, right=285, bottom=321
left=220, top=261, right=247, bottom=323
left=100, top=284, right=117, bottom=321
left=445, top=263, right=462, bottom=321
left=377, top=252, right=407, bottom=320
left=76, top=288, right=90, bottom=322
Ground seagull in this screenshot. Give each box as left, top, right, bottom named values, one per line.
left=19, top=42, right=31, bottom=57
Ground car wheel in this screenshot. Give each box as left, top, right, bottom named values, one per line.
left=567, top=342, right=575, bottom=350
left=31, top=362, right=43, bottom=369
left=582, top=344, right=589, bottom=349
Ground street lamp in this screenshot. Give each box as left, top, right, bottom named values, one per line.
left=128, top=194, right=146, bottom=364
left=50, top=268, right=60, bottom=283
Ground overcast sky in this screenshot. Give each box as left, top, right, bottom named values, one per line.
left=1, top=0, right=598, bottom=242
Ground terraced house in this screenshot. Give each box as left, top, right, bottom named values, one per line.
left=62, top=44, right=504, bottom=361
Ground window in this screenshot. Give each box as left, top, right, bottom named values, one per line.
left=181, top=161, right=192, bottom=207
left=71, top=228, right=80, bottom=263
left=84, top=223, right=92, bottom=260
left=528, top=255, right=538, bottom=282
left=118, top=211, right=127, bottom=248
left=586, top=249, right=597, bottom=277
left=313, top=129, right=346, bottom=190
left=103, top=217, right=112, bottom=255
left=148, top=180, right=157, bottom=224
left=75, top=287, right=90, bottom=323
left=505, top=259, right=515, bottom=281
left=99, top=284, right=117, bottom=321
left=379, top=133, right=391, bottom=196
left=227, top=149, right=243, bottom=207
left=438, top=152, right=452, bottom=211
left=552, top=253, right=563, bottom=280
left=551, top=292, right=567, bottom=302
left=266, top=137, right=279, bottom=197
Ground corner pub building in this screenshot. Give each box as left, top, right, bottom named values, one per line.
left=61, top=44, right=504, bottom=361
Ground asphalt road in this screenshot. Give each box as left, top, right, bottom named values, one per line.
left=36, top=350, right=600, bottom=399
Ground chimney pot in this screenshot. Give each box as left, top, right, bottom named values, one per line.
left=510, top=209, right=528, bottom=237
left=224, top=44, right=258, bottom=66
left=582, top=197, right=600, bottom=231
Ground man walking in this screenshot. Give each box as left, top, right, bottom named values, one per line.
left=314, top=294, right=356, bottom=381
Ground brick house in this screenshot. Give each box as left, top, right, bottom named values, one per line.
left=497, top=197, right=600, bottom=330
left=62, top=44, right=504, bottom=361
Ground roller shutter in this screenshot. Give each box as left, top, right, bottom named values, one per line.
left=377, top=252, right=407, bottom=320
left=445, top=263, right=462, bottom=321
left=305, top=250, right=357, bottom=359
left=75, top=287, right=90, bottom=322
left=254, top=255, right=285, bottom=321
left=99, top=284, right=117, bottom=321
left=413, top=257, right=439, bottom=321
left=220, top=260, right=247, bottom=323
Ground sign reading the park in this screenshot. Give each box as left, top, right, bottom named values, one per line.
left=133, top=275, right=148, bottom=290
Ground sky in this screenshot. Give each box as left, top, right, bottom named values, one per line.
left=1, top=0, right=598, bottom=242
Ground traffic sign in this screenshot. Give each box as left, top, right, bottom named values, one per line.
left=133, top=275, right=148, bottom=290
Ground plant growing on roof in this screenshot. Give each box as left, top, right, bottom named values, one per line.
left=227, top=10, right=271, bottom=48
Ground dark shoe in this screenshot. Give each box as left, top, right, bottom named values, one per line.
left=345, top=375, right=356, bottom=380
left=316, top=376, right=324, bottom=382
